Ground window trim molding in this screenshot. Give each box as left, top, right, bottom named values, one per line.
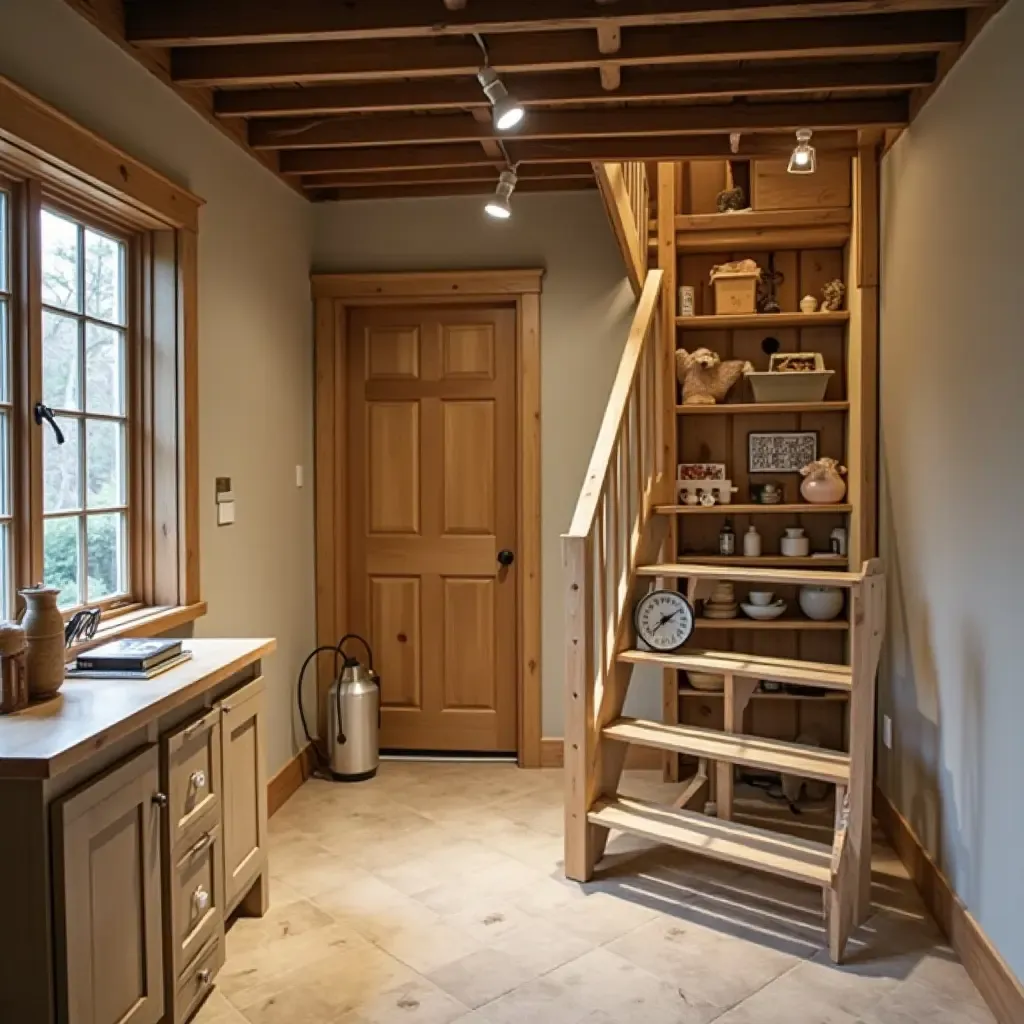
left=0, top=73, right=203, bottom=626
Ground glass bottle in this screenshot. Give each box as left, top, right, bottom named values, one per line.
left=719, top=518, right=736, bottom=556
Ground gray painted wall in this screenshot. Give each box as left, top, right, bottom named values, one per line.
left=313, top=193, right=662, bottom=735
left=0, top=0, right=317, bottom=776
left=879, top=0, right=1024, bottom=982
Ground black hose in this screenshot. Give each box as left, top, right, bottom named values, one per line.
left=296, top=645, right=343, bottom=770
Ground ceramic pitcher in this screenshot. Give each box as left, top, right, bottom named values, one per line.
left=20, top=585, right=66, bottom=699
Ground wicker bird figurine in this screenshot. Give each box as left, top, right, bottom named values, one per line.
left=676, top=348, right=753, bottom=405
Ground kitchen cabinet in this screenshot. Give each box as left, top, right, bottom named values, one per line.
left=51, top=746, right=165, bottom=1024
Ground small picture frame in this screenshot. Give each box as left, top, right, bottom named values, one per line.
left=748, top=431, right=818, bottom=474
left=677, top=463, right=726, bottom=481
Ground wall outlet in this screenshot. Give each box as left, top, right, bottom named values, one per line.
left=882, top=715, right=893, bottom=749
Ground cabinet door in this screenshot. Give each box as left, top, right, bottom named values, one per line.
left=220, top=676, right=268, bottom=911
left=53, top=746, right=165, bottom=1024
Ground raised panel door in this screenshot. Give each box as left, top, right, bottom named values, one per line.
left=348, top=306, right=517, bottom=752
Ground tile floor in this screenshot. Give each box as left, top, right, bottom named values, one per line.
left=198, top=763, right=995, bottom=1024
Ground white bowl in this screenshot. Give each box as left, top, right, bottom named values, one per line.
left=799, top=586, right=844, bottom=621
left=748, top=591, right=774, bottom=606
left=741, top=601, right=787, bottom=621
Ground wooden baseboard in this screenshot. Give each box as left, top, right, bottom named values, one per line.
left=540, top=738, right=662, bottom=770
left=268, top=743, right=316, bottom=817
left=874, top=785, right=1024, bottom=1024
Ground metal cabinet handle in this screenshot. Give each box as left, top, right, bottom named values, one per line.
left=192, top=886, right=211, bottom=915
left=189, top=769, right=207, bottom=791
left=197, top=968, right=212, bottom=986
left=152, top=792, right=168, bottom=809
left=187, top=831, right=214, bottom=859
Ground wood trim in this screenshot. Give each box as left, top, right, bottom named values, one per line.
left=874, top=786, right=1024, bottom=1024
left=541, top=738, right=662, bottom=770
left=177, top=228, right=201, bottom=605
left=311, top=271, right=544, bottom=765
left=311, top=269, right=544, bottom=300
left=0, top=74, right=202, bottom=231
left=267, top=744, right=317, bottom=817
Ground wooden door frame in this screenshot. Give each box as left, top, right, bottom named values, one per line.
left=311, top=269, right=543, bottom=768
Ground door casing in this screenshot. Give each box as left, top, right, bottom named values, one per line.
left=311, top=269, right=543, bottom=767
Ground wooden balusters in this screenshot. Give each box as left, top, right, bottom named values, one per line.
left=594, top=161, right=651, bottom=296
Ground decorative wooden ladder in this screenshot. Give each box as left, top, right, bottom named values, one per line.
left=567, top=160, right=885, bottom=963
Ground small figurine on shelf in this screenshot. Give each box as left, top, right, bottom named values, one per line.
left=750, top=481, right=782, bottom=505
left=676, top=348, right=752, bottom=405
left=716, top=185, right=747, bottom=213
left=821, top=278, right=846, bottom=312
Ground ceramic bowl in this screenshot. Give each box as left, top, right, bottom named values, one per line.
left=799, top=586, right=844, bottom=621
left=748, top=591, right=774, bottom=606
left=780, top=536, right=810, bottom=557
left=741, top=600, right=787, bottom=621
left=687, top=671, right=725, bottom=692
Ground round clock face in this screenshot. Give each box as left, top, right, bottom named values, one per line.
left=634, top=589, right=695, bottom=653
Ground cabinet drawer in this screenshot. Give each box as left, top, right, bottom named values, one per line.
left=173, top=935, right=224, bottom=1024
left=164, top=708, right=222, bottom=852
left=171, top=817, right=225, bottom=980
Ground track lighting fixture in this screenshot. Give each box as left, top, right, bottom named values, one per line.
left=788, top=128, right=817, bottom=174
left=485, top=169, right=518, bottom=219
left=476, top=67, right=525, bottom=132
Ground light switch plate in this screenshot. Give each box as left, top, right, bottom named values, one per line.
left=217, top=501, right=236, bottom=527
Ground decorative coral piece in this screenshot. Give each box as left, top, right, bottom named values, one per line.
left=821, top=278, right=846, bottom=312
left=675, top=348, right=753, bottom=406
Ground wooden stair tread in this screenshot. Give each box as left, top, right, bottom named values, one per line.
left=604, top=718, right=850, bottom=784
left=619, top=648, right=853, bottom=691
left=637, top=562, right=867, bottom=587
left=588, top=796, right=833, bottom=887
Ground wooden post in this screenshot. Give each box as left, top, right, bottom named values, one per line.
left=564, top=535, right=597, bottom=881
left=717, top=675, right=759, bottom=821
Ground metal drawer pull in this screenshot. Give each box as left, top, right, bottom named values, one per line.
left=187, top=831, right=214, bottom=859
left=183, top=713, right=213, bottom=739
left=197, top=968, right=212, bottom=986
left=152, top=792, right=168, bottom=809
left=192, top=886, right=211, bottom=915
left=189, top=769, right=207, bottom=791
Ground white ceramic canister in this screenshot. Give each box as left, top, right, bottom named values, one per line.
left=743, top=525, right=762, bottom=557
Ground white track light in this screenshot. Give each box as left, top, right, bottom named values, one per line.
left=477, top=67, right=525, bottom=132
left=485, top=170, right=518, bottom=219
left=788, top=128, right=817, bottom=174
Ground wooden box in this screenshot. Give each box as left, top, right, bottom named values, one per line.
left=712, top=271, right=759, bottom=315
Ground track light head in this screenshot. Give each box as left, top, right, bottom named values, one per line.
left=788, top=128, right=817, bottom=174
left=485, top=169, right=518, bottom=219
left=477, top=67, right=525, bottom=132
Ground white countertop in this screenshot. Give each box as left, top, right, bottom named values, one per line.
left=0, top=637, right=275, bottom=779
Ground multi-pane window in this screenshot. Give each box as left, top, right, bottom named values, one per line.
left=40, top=209, right=129, bottom=610
left=0, top=189, right=12, bottom=620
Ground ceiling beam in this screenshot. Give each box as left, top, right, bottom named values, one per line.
left=299, top=164, right=598, bottom=188
left=307, top=178, right=597, bottom=202
left=281, top=131, right=859, bottom=176
left=250, top=98, right=907, bottom=150
left=128, top=0, right=990, bottom=48
left=172, top=12, right=964, bottom=87
left=214, top=59, right=937, bottom=118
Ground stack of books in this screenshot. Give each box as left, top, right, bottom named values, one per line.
left=68, top=639, right=193, bottom=680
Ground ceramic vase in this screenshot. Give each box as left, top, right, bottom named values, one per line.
left=799, top=586, right=844, bottom=622
left=800, top=473, right=847, bottom=504
left=20, top=585, right=66, bottom=699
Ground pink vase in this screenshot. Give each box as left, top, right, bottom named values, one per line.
left=800, top=474, right=847, bottom=504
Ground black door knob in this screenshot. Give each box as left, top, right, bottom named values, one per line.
left=497, top=549, right=515, bottom=567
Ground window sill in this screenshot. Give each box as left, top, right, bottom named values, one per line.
left=65, top=602, right=208, bottom=661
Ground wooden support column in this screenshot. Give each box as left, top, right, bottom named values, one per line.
left=717, top=675, right=759, bottom=821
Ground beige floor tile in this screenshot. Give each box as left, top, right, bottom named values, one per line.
left=224, top=895, right=334, bottom=958
left=540, top=889, right=658, bottom=945
left=472, top=973, right=595, bottom=1024
left=191, top=990, right=247, bottom=1023
left=337, top=975, right=470, bottom=1024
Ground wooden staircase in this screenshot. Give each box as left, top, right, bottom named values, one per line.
left=566, top=157, right=885, bottom=963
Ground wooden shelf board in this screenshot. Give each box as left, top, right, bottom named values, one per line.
left=677, top=555, right=848, bottom=568
left=679, top=687, right=849, bottom=702
left=676, top=312, right=850, bottom=330
left=604, top=717, right=850, bottom=785
left=638, top=561, right=864, bottom=587
left=657, top=504, right=853, bottom=516
left=675, top=208, right=852, bottom=233
left=588, top=795, right=833, bottom=887
left=677, top=402, right=849, bottom=415
left=694, top=617, right=849, bottom=631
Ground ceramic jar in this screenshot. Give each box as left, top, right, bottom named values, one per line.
left=780, top=527, right=810, bottom=557
left=800, top=295, right=818, bottom=314
left=799, top=585, right=845, bottom=621
left=800, top=458, right=847, bottom=504
left=742, top=525, right=762, bottom=558
left=20, top=585, right=66, bottom=699
left=0, top=622, right=28, bottom=713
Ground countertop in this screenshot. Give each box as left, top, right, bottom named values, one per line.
left=0, top=637, right=276, bottom=780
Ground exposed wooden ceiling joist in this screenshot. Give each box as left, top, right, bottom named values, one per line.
left=299, top=164, right=599, bottom=188
left=280, top=130, right=860, bottom=176
left=214, top=60, right=937, bottom=119
left=127, top=0, right=989, bottom=48
left=250, top=98, right=907, bottom=151
left=307, top=178, right=598, bottom=202
left=171, top=12, right=965, bottom=87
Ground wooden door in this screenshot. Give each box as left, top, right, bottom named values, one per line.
left=220, top=676, right=268, bottom=912
left=348, top=305, right=518, bottom=752
left=52, top=746, right=165, bottom=1024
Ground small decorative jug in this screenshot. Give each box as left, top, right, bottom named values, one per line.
left=19, top=585, right=66, bottom=699
left=800, top=457, right=847, bottom=504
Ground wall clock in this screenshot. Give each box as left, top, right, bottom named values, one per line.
left=633, top=589, right=695, bottom=653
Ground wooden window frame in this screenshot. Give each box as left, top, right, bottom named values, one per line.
left=310, top=270, right=543, bottom=768
left=0, top=74, right=204, bottom=647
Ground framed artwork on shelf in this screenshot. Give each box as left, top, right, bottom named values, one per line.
left=677, top=463, right=727, bottom=481
left=748, top=431, right=819, bottom=474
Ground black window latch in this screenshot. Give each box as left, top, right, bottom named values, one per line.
left=34, top=402, right=65, bottom=445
